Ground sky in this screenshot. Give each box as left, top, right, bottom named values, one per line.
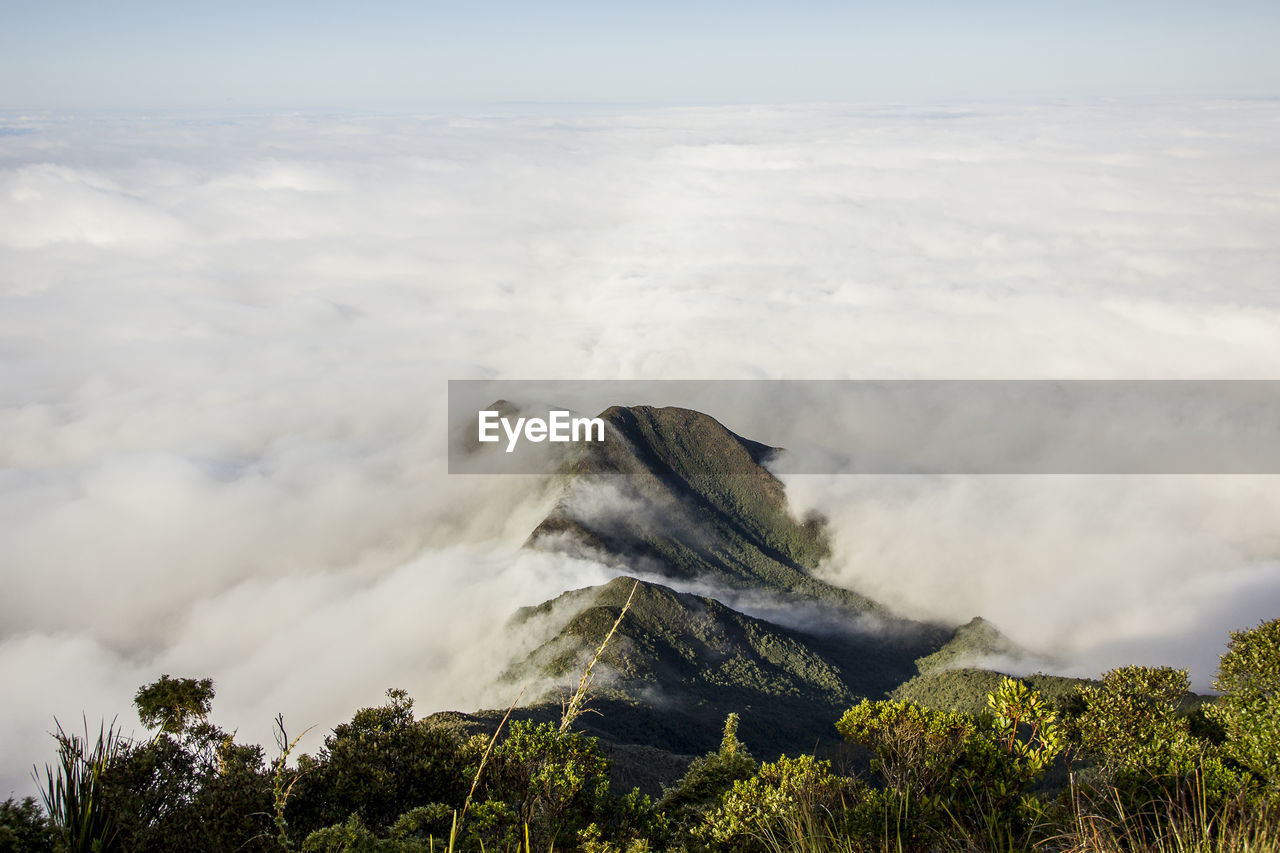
left=2, top=0, right=1280, bottom=802
left=2, top=0, right=1280, bottom=109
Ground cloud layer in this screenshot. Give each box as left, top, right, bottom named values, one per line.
left=2, top=100, right=1279, bottom=796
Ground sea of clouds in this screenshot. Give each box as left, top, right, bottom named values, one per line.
left=2, top=99, right=1279, bottom=796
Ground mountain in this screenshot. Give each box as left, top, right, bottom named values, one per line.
left=527, top=405, right=889, bottom=614
left=462, top=404, right=1043, bottom=766
left=500, top=573, right=978, bottom=760
left=913, top=616, right=1024, bottom=675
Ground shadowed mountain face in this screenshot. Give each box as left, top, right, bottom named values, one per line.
left=517, top=577, right=886, bottom=704
left=492, top=405, right=1020, bottom=764
left=503, top=576, right=954, bottom=760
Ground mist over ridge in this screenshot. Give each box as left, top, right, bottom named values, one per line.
left=3, top=99, right=1280, bottom=797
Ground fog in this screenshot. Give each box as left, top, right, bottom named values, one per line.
left=2, top=100, right=1279, bottom=796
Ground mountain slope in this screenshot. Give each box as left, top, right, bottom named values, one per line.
left=914, top=616, right=1025, bottom=675
left=503, top=576, right=987, bottom=760
left=511, top=577, right=902, bottom=704
left=528, top=405, right=886, bottom=613
left=892, top=669, right=1095, bottom=716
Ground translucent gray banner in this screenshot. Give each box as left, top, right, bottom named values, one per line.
left=447, top=380, right=1280, bottom=474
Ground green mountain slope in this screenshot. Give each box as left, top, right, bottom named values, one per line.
left=913, top=616, right=1025, bottom=675
left=893, top=668, right=1095, bottom=716
left=514, top=577, right=884, bottom=703
left=504, top=576, right=973, bottom=760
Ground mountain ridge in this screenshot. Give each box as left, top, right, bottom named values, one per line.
left=473, top=403, right=1039, bottom=767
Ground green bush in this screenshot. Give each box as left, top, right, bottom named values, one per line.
left=1067, top=664, right=1240, bottom=816
left=99, top=676, right=274, bottom=852
left=695, top=754, right=861, bottom=853
left=655, top=713, right=757, bottom=841
left=467, top=719, right=612, bottom=850
left=837, top=677, right=1062, bottom=846
left=1206, top=618, right=1280, bottom=794
left=0, top=797, right=55, bottom=853
left=39, top=720, right=127, bottom=853
left=287, top=689, right=468, bottom=840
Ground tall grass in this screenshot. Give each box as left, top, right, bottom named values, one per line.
left=1056, top=774, right=1278, bottom=853
left=749, top=777, right=1278, bottom=853
left=36, top=717, right=126, bottom=853
left=560, top=580, right=638, bottom=733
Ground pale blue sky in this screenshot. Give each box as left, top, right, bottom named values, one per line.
left=2, top=1, right=1279, bottom=109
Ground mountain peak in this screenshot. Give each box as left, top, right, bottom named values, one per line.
left=914, top=615, right=1023, bottom=675
left=527, top=403, right=878, bottom=609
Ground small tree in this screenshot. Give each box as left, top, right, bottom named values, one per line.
left=0, top=796, right=55, bottom=852
left=1067, top=664, right=1240, bottom=819
left=837, top=680, right=1063, bottom=846
left=1207, top=618, right=1280, bottom=791
left=107, top=676, right=274, bottom=851
left=285, top=689, right=467, bottom=840
left=134, top=675, right=215, bottom=737
left=656, top=713, right=758, bottom=839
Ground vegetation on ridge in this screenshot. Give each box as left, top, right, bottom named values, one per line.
left=7, top=617, right=1278, bottom=852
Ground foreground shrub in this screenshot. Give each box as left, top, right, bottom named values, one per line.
left=286, top=689, right=468, bottom=840
left=1206, top=618, right=1280, bottom=796
left=696, top=754, right=861, bottom=853
left=100, top=676, right=275, bottom=852
left=39, top=719, right=127, bottom=853
left=0, top=796, right=55, bottom=853
left=655, top=713, right=758, bottom=842
left=466, top=719, right=612, bottom=850
left=1066, top=665, right=1242, bottom=825
left=837, top=676, right=1062, bottom=847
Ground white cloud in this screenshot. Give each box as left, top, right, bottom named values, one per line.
left=782, top=474, right=1280, bottom=687
left=2, top=99, right=1280, bottom=796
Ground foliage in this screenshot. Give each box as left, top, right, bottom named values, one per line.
left=467, top=719, right=612, bottom=850
left=133, top=674, right=215, bottom=737
left=1205, top=618, right=1280, bottom=791
left=387, top=803, right=453, bottom=843
left=299, top=813, right=434, bottom=852
left=0, top=796, right=55, bottom=853
left=656, top=713, right=759, bottom=838
left=1066, top=665, right=1240, bottom=817
left=984, top=676, right=1064, bottom=796
left=100, top=677, right=274, bottom=851
left=696, top=754, right=861, bottom=853
left=837, top=699, right=976, bottom=802
left=38, top=718, right=127, bottom=853
left=836, top=677, right=1063, bottom=845
left=286, top=689, right=468, bottom=840
left=21, top=619, right=1280, bottom=853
